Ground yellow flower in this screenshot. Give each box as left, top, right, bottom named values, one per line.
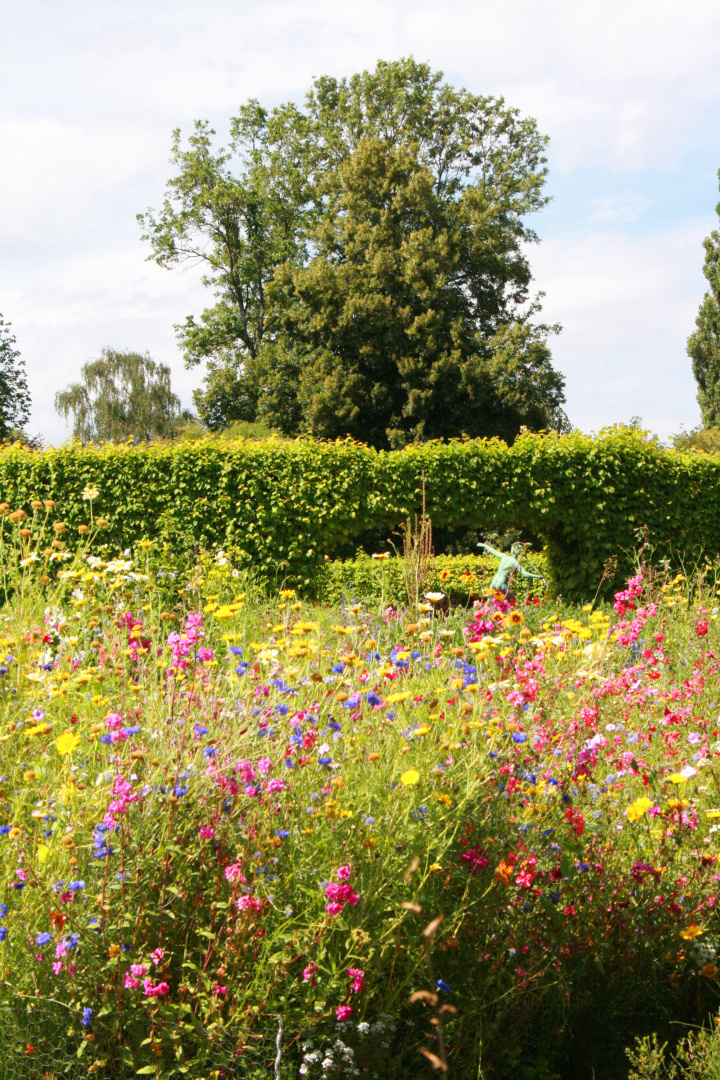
left=666, top=774, right=687, bottom=785
left=507, top=611, right=524, bottom=626
left=703, top=963, right=718, bottom=978
left=386, top=691, right=411, bottom=704
left=626, top=797, right=653, bottom=822
left=706, top=810, right=720, bottom=819
left=331, top=625, right=351, bottom=635
left=56, top=731, right=80, bottom=756
left=680, top=924, right=703, bottom=940
left=82, top=486, right=99, bottom=500
left=400, top=769, right=420, bottom=786
left=424, top=592, right=445, bottom=603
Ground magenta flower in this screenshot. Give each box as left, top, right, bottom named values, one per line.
left=130, top=964, right=147, bottom=978
left=52, top=961, right=63, bottom=975
left=199, top=826, right=215, bottom=839
left=267, top=778, right=286, bottom=794
left=302, top=962, right=318, bottom=983
left=124, top=973, right=139, bottom=990
left=214, top=983, right=227, bottom=996
left=224, top=863, right=245, bottom=883
left=337, top=865, right=352, bottom=881
left=348, top=967, right=365, bottom=993
left=151, top=948, right=164, bottom=966
left=336, top=1005, right=353, bottom=1021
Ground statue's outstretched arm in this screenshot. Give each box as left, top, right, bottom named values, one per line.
left=518, top=567, right=542, bottom=580
left=478, top=542, right=504, bottom=559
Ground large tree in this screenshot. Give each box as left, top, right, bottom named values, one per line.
left=140, top=58, right=567, bottom=446
left=0, top=316, right=31, bottom=440
left=55, top=349, right=188, bottom=443
left=688, top=169, right=720, bottom=428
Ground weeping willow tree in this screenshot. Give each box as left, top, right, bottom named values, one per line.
left=55, top=349, right=190, bottom=443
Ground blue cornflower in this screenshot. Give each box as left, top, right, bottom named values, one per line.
left=68, top=880, right=85, bottom=891
left=331, top=664, right=344, bottom=673
left=81, top=1007, right=92, bottom=1027
left=0, top=903, right=6, bottom=918
left=436, top=979, right=452, bottom=993
left=194, top=724, right=209, bottom=737
left=0, top=927, right=7, bottom=942
left=235, top=663, right=250, bottom=675
left=275, top=830, right=290, bottom=839
left=229, top=646, right=243, bottom=656
left=275, top=704, right=289, bottom=715
left=318, top=756, right=332, bottom=766
left=36, top=932, right=52, bottom=946
left=203, top=747, right=216, bottom=758
left=174, top=783, right=188, bottom=797
left=511, top=733, right=527, bottom=743
left=284, top=758, right=295, bottom=768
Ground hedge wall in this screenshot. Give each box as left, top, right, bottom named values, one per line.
left=0, top=429, right=717, bottom=599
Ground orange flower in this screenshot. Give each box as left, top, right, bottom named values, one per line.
left=494, top=859, right=513, bottom=886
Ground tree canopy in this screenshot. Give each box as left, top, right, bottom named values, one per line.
left=55, top=349, right=188, bottom=443
left=0, top=316, right=31, bottom=440
left=140, top=58, right=567, bottom=447
left=689, top=169, right=720, bottom=429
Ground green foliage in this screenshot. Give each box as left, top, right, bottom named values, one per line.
left=627, top=1026, right=720, bottom=1080
left=672, top=426, right=720, bottom=455
left=0, top=316, right=31, bottom=440
left=3, top=427, right=720, bottom=600
left=688, top=168, right=720, bottom=428
left=54, top=349, right=190, bottom=443
left=316, top=551, right=550, bottom=607
left=141, top=58, right=567, bottom=444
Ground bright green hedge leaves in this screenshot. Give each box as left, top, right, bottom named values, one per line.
left=0, top=429, right=716, bottom=599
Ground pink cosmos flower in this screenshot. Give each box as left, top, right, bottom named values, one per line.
left=124, top=973, right=139, bottom=990
left=151, top=948, right=164, bottom=966
left=336, top=1005, right=353, bottom=1021
left=267, top=778, right=286, bottom=794
left=257, top=757, right=271, bottom=774
left=130, top=964, right=147, bottom=978
left=337, top=865, right=352, bottom=880
left=52, top=961, right=63, bottom=975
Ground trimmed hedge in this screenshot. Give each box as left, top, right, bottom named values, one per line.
left=316, top=551, right=551, bottom=607
left=0, top=428, right=717, bottom=599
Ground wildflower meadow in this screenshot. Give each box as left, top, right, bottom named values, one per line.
left=1, top=495, right=720, bottom=1078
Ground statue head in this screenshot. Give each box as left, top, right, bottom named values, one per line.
left=510, top=543, right=525, bottom=557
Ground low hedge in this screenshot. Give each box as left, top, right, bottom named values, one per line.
left=0, top=428, right=718, bottom=599
left=316, top=552, right=551, bottom=607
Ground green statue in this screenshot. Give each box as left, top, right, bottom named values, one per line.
left=477, top=541, right=544, bottom=595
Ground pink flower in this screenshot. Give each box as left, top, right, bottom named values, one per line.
left=52, top=961, right=63, bottom=975
left=257, top=757, right=271, bottom=774
left=151, top=948, right=164, bottom=966
left=124, top=973, right=139, bottom=990
left=336, top=1005, right=353, bottom=1021
left=348, top=967, right=365, bottom=993
left=214, top=983, right=227, bottom=996
left=16, top=869, right=26, bottom=881
left=337, top=865, right=352, bottom=880
left=324, top=883, right=359, bottom=915
left=238, top=895, right=263, bottom=913
left=199, top=826, right=215, bottom=839
left=143, top=978, right=169, bottom=998
left=302, top=962, right=318, bottom=983
left=326, top=902, right=344, bottom=916
left=55, top=942, right=68, bottom=959
left=224, top=863, right=246, bottom=883
left=267, top=778, right=286, bottom=794
left=130, top=964, right=147, bottom=978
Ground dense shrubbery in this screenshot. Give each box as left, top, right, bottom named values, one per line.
left=1, top=428, right=720, bottom=600
left=1, top=503, right=720, bottom=1077
left=316, top=552, right=550, bottom=608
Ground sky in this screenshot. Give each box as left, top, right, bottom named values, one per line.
left=1, top=0, right=720, bottom=444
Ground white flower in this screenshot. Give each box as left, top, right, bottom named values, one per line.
left=82, top=486, right=99, bottom=500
